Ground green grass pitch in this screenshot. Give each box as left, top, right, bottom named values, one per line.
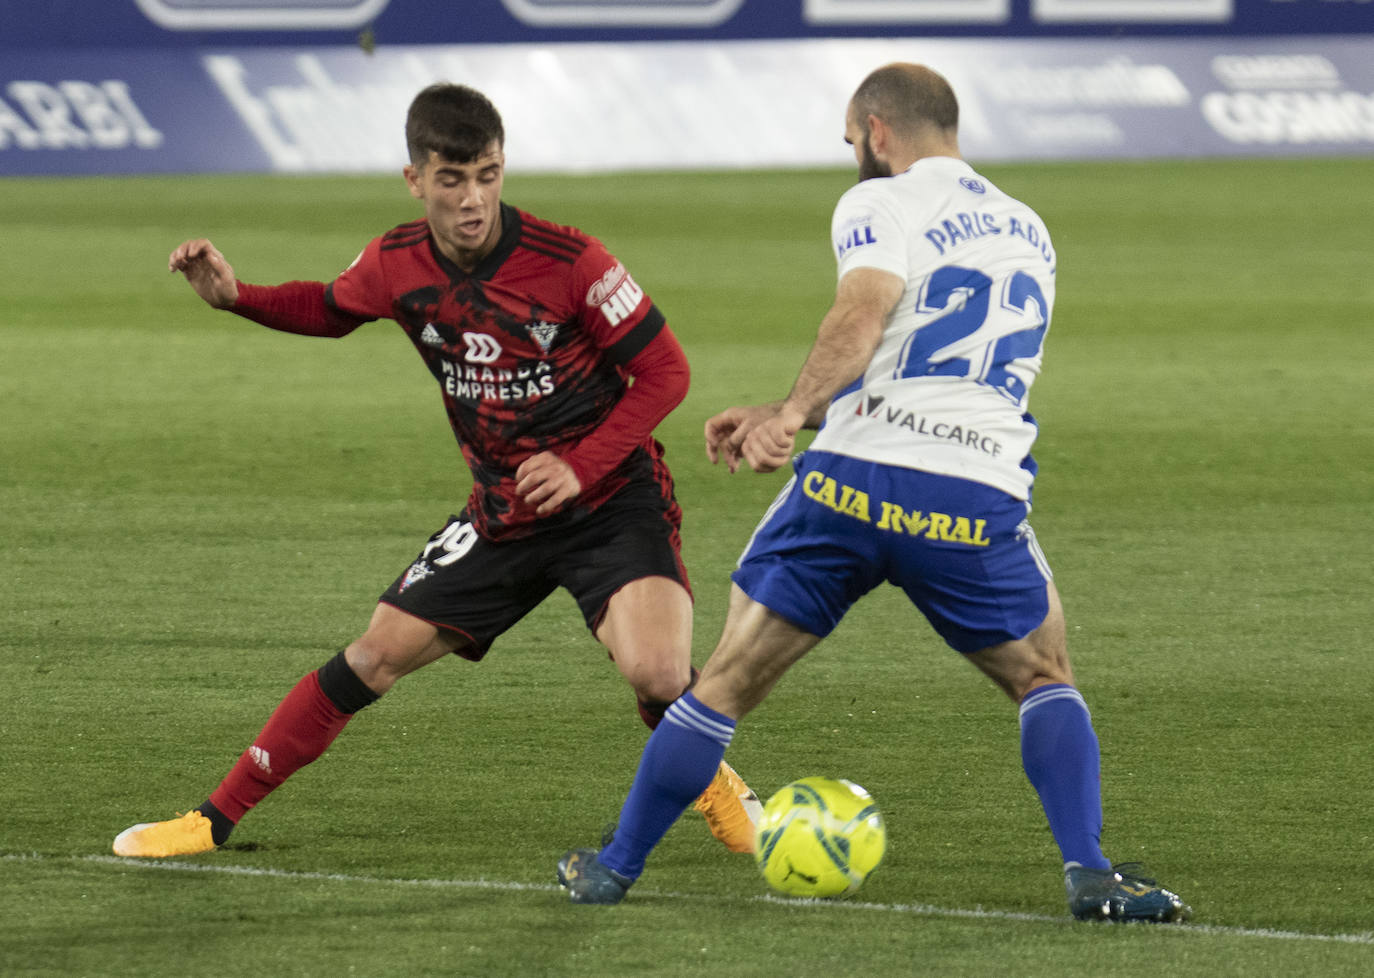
left=2, top=158, right=1372, bottom=976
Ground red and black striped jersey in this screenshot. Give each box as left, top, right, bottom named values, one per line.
left=322, top=203, right=677, bottom=541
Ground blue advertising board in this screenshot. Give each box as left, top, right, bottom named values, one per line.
left=1, top=2, right=1371, bottom=174
left=2, top=0, right=1373, bottom=47
left=4, top=36, right=1373, bottom=175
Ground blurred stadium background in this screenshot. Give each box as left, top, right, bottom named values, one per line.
left=4, top=4, right=1373, bottom=976
left=3, top=0, right=1373, bottom=176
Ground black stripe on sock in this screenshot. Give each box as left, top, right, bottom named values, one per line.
left=317, top=650, right=381, bottom=714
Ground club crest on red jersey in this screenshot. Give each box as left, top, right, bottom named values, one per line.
left=527, top=319, right=561, bottom=352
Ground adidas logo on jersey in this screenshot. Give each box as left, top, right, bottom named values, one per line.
left=420, top=323, right=445, bottom=347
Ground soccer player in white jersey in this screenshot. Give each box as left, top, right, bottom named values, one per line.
left=557, top=63, right=1189, bottom=922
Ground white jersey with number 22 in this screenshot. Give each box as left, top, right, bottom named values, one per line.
left=809, top=156, right=1056, bottom=501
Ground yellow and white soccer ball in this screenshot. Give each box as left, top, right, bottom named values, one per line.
left=753, top=776, right=886, bottom=898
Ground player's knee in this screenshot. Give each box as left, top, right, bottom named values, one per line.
left=342, top=641, right=395, bottom=694
left=344, top=605, right=454, bottom=692
left=343, top=638, right=422, bottom=695
left=619, top=653, right=692, bottom=706
left=631, top=674, right=691, bottom=706
left=967, top=630, right=1073, bottom=702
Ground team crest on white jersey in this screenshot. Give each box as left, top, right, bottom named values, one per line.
left=463, top=332, right=503, bottom=364
left=527, top=320, right=560, bottom=352
left=959, top=177, right=987, bottom=194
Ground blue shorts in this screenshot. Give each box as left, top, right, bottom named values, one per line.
left=731, top=451, right=1051, bottom=653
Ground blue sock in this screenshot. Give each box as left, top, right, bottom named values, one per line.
left=1019, top=684, right=1111, bottom=870
left=599, top=691, right=733, bottom=879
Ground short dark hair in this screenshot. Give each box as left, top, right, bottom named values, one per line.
left=405, top=83, right=505, bottom=165
left=852, top=63, right=959, bottom=138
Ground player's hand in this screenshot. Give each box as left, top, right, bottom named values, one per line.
left=739, top=404, right=806, bottom=474
left=169, top=238, right=239, bottom=309
left=515, top=452, right=582, bottom=515
left=705, top=403, right=777, bottom=473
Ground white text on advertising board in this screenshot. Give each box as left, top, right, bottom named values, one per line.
left=0, top=81, right=162, bottom=151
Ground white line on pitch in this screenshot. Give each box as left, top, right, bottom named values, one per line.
left=8, top=852, right=1373, bottom=947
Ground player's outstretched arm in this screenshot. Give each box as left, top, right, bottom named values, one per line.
left=168, top=239, right=369, bottom=339
left=704, top=269, right=901, bottom=475
left=168, top=238, right=239, bottom=309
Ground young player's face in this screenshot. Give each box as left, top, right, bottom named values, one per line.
left=405, top=143, right=505, bottom=269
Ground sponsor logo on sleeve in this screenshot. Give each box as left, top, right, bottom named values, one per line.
left=835, top=215, right=877, bottom=258
left=586, top=262, right=644, bottom=327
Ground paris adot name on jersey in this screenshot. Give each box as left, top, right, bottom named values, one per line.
left=922, top=210, right=1056, bottom=266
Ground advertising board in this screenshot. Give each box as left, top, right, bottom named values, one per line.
left=2, top=3, right=1370, bottom=174
left=2, top=0, right=1372, bottom=47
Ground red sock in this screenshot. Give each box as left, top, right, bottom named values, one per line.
left=208, top=671, right=352, bottom=823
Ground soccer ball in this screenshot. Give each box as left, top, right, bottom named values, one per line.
left=753, top=776, right=886, bottom=898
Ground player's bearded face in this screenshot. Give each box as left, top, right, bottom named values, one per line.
left=405, top=143, right=506, bottom=269
left=845, top=103, right=890, bottom=182
left=857, top=133, right=891, bottom=182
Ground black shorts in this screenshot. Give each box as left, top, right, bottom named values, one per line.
left=379, top=485, right=689, bottom=661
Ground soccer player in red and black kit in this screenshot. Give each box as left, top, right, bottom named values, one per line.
left=112, top=83, right=761, bottom=860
